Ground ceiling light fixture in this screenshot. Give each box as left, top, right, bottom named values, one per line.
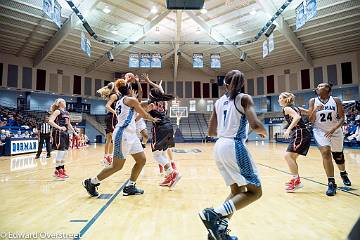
left=200, top=8, right=207, bottom=14
left=111, top=30, right=118, bottom=35
left=103, top=6, right=111, bottom=14
left=151, top=6, right=158, bottom=14
left=155, top=26, right=160, bottom=33
left=250, top=9, right=256, bottom=15
left=237, top=29, right=244, bottom=34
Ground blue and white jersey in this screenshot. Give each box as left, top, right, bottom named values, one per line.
left=215, top=93, right=248, bottom=140
left=114, top=97, right=136, bottom=134
left=313, top=96, right=339, bottom=132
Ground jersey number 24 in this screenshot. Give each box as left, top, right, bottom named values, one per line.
left=320, top=112, right=332, bottom=122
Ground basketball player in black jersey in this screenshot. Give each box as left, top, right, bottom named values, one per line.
left=279, top=92, right=312, bottom=192
left=143, top=77, right=181, bottom=187
left=49, top=98, right=78, bottom=179
left=97, top=82, right=120, bottom=166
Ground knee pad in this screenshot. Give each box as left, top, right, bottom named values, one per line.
left=332, top=152, right=345, bottom=164
left=152, top=150, right=169, bottom=166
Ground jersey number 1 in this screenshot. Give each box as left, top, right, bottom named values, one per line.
left=320, top=112, right=332, bottom=122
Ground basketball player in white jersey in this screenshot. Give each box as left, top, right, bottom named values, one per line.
left=309, top=83, right=351, bottom=196
left=83, top=79, right=159, bottom=197
left=199, top=70, right=266, bottom=240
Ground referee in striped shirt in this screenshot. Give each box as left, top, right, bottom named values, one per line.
left=35, top=116, right=52, bottom=159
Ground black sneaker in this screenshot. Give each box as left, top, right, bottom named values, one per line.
left=199, top=208, right=222, bottom=240
left=82, top=178, right=100, bottom=197
left=34, top=155, right=40, bottom=159
left=340, top=172, right=351, bottom=186
left=326, top=181, right=337, bottom=196
left=123, top=184, right=144, bottom=196
left=207, top=229, right=238, bottom=240
left=217, top=218, right=238, bottom=240
left=46, top=154, right=51, bottom=158
left=141, top=143, right=146, bottom=148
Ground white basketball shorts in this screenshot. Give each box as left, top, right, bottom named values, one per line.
left=113, top=127, right=143, bottom=159
left=313, top=128, right=344, bottom=152
left=214, top=137, right=261, bottom=187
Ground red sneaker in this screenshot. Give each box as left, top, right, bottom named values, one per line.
left=159, top=170, right=181, bottom=188
left=102, top=156, right=112, bottom=167
left=286, top=177, right=303, bottom=192
left=59, top=169, right=69, bottom=178
left=159, top=172, right=173, bottom=187
left=168, top=170, right=181, bottom=188
left=171, top=161, right=177, bottom=170
left=53, top=170, right=65, bottom=180
left=159, top=164, right=164, bottom=174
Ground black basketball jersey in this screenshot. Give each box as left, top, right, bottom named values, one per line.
left=283, top=106, right=306, bottom=130
left=55, top=109, right=70, bottom=129
left=109, top=93, right=120, bottom=110
left=149, top=109, right=171, bottom=126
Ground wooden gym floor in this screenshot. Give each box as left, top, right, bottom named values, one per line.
left=0, top=142, right=359, bottom=240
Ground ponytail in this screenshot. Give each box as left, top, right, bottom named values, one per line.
left=50, top=98, right=65, bottom=113
left=97, top=82, right=115, bottom=99
left=279, top=92, right=295, bottom=106
left=224, top=70, right=245, bottom=100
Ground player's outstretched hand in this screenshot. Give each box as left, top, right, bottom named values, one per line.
left=152, top=117, right=160, bottom=123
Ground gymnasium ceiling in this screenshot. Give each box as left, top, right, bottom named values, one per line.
left=0, top=0, right=359, bottom=76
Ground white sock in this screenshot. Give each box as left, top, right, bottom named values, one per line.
left=91, top=176, right=100, bottom=184
left=55, top=162, right=62, bottom=168
left=126, top=180, right=135, bottom=186
left=214, top=200, right=236, bottom=217
left=293, top=175, right=299, bottom=179
left=165, top=166, right=173, bottom=176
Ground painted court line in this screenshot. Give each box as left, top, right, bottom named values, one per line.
left=258, top=163, right=360, bottom=197
left=70, top=220, right=88, bottom=223
left=74, top=180, right=129, bottom=240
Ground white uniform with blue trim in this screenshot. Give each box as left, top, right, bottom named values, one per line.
left=214, top=93, right=260, bottom=187
left=313, top=96, right=343, bottom=152
left=113, top=97, right=143, bottom=159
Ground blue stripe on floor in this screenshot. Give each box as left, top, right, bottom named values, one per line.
left=74, top=180, right=129, bottom=240
left=97, top=194, right=113, bottom=199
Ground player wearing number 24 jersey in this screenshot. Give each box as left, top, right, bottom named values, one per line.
left=308, top=83, right=351, bottom=197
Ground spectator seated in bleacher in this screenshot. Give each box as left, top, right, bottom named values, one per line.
left=347, top=121, right=360, bottom=142
left=6, top=115, right=17, bottom=126
left=0, top=106, right=42, bottom=140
